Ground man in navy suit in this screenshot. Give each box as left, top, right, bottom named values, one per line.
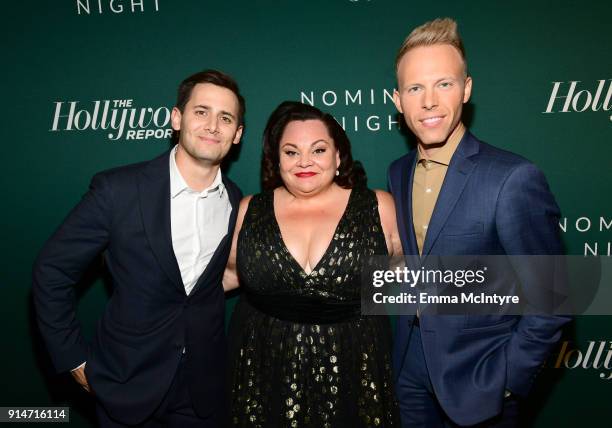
left=388, top=18, right=570, bottom=427
left=33, top=70, right=244, bottom=427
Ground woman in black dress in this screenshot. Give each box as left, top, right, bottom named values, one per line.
left=224, top=101, right=401, bottom=427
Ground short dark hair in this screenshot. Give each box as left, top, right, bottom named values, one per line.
left=175, top=69, right=245, bottom=126
left=261, top=101, right=366, bottom=191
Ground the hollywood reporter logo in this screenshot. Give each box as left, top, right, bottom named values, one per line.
left=50, top=99, right=172, bottom=141
left=551, top=341, right=612, bottom=381
left=544, top=79, right=612, bottom=121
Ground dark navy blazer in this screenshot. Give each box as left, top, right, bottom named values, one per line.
left=33, top=150, right=241, bottom=425
left=388, top=132, right=570, bottom=426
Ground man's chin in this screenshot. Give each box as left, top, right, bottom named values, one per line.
left=418, top=139, right=449, bottom=149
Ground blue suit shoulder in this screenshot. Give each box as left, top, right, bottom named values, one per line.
left=388, top=151, right=418, bottom=189
left=97, top=160, right=149, bottom=177
left=471, top=136, right=556, bottom=196
left=91, top=150, right=242, bottom=203
left=389, top=133, right=543, bottom=177
left=92, top=152, right=164, bottom=185
left=389, top=151, right=415, bottom=173
left=473, top=137, right=538, bottom=172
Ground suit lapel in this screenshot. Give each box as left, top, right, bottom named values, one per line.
left=138, top=151, right=185, bottom=293
left=394, top=156, right=419, bottom=372
left=421, top=133, right=479, bottom=256
left=398, top=152, right=420, bottom=256
left=223, top=175, right=241, bottom=236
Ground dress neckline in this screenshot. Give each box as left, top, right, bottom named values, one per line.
left=269, top=187, right=356, bottom=277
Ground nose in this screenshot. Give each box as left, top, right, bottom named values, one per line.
left=297, top=153, right=312, bottom=167
left=205, top=116, right=219, bottom=134
left=422, top=89, right=438, bottom=111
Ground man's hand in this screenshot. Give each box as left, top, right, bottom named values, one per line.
left=71, top=363, right=91, bottom=393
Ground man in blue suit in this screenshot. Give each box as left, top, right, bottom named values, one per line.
left=388, top=18, right=570, bottom=427
left=33, top=70, right=244, bottom=427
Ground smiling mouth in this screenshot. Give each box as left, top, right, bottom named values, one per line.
left=295, top=172, right=316, bottom=178
left=420, top=116, right=445, bottom=127
left=198, top=136, right=220, bottom=144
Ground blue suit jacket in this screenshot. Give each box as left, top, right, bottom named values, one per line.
left=33, top=150, right=241, bottom=425
left=388, top=132, right=570, bottom=425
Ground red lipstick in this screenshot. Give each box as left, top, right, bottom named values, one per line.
left=295, top=172, right=316, bottom=178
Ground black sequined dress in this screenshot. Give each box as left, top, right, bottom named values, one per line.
left=228, top=187, right=399, bottom=427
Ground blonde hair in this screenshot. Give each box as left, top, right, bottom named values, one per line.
left=395, top=18, right=467, bottom=75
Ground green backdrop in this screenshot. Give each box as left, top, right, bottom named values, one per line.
left=2, top=0, right=610, bottom=426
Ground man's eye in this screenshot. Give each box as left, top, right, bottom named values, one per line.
left=439, top=81, right=453, bottom=88
left=221, top=116, right=233, bottom=124
left=407, top=86, right=421, bottom=94
left=195, top=110, right=207, bottom=116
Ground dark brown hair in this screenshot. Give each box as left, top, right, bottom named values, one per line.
left=261, top=101, right=366, bottom=191
left=175, top=69, right=245, bottom=125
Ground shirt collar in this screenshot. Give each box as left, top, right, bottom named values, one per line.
left=417, top=122, right=466, bottom=166
left=169, top=146, right=225, bottom=198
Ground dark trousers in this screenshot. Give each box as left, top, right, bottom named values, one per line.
left=96, top=357, right=222, bottom=428
left=395, top=324, right=519, bottom=428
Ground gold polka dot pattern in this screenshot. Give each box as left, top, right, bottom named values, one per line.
left=228, top=187, right=399, bottom=427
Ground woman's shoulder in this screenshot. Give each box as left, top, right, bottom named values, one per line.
left=237, top=193, right=267, bottom=220
left=352, top=187, right=396, bottom=221
left=372, top=189, right=395, bottom=208
left=242, top=190, right=273, bottom=208
left=350, top=185, right=391, bottom=207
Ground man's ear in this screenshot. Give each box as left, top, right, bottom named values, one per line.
left=463, top=77, right=473, bottom=104
left=232, top=125, right=243, bottom=145
left=171, top=107, right=182, bottom=131
left=393, top=89, right=403, bottom=114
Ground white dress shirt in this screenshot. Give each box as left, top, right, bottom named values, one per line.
left=169, top=146, right=231, bottom=295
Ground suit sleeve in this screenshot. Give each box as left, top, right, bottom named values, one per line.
left=32, top=172, right=113, bottom=373
left=495, top=162, right=571, bottom=396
